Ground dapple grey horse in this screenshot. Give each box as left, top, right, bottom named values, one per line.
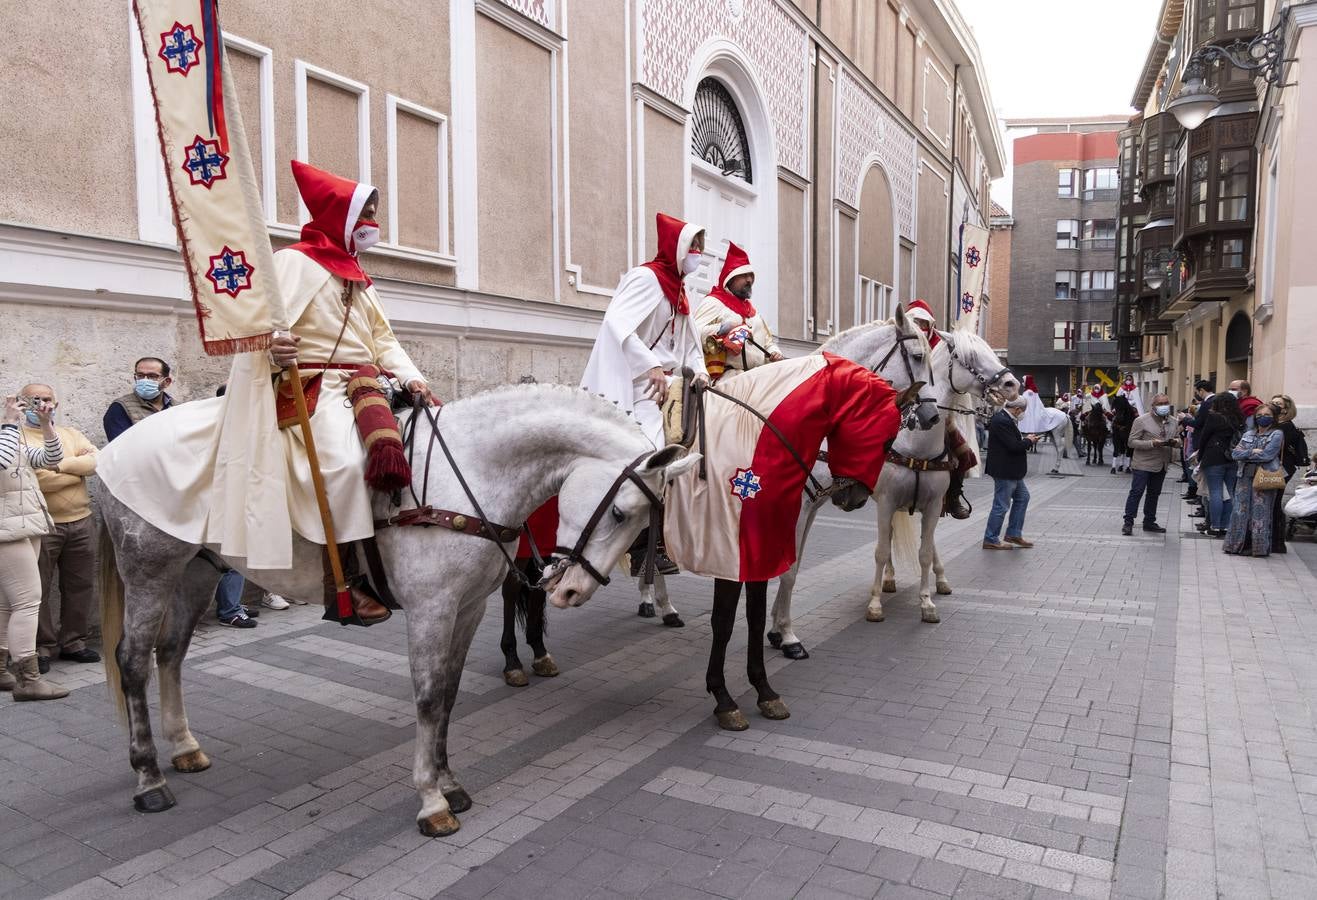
left=769, top=330, right=1015, bottom=656
left=636, top=307, right=939, bottom=624
left=99, top=384, right=698, bottom=837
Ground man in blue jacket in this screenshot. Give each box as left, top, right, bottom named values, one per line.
left=983, top=398, right=1039, bottom=550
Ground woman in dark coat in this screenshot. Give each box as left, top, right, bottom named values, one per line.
left=1196, top=392, right=1245, bottom=536
left=1269, top=394, right=1311, bottom=553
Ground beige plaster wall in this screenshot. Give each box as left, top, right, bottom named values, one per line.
left=820, top=0, right=857, bottom=60
left=916, top=163, right=948, bottom=306
left=777, top=179, right=807, bottom=340
left=0, top=2, right=137, bottom=240
left=566, top=0, right=631, bottom=292
left=837, top=211, right=857, bottom=332
left=475, top=16, right=555, bottom=301
left=642, top=110, right=685, bottom=259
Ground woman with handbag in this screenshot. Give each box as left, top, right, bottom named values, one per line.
left=1224, top=402, right=1287, bottom=557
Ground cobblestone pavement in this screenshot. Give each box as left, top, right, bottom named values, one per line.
left=4, top=451, right=1317, bottom=899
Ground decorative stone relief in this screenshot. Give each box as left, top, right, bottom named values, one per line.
left=497, top=0, right=549, bottom=29
left=640, top=0, right=809, bottom=175
left=836, top=68, right=918, bottom=239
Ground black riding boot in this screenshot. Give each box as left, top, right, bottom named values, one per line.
left=627, top=524, right=679, bottom=578
left=943, top=470, right=972, bottom=519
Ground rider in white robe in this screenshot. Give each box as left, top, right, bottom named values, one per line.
left=694, top=241, right=783, bottom=383
left=580, top=212, right=709, bottom=448
left=1017, top=375, right=1069, bottom=435
left=98, top=163, right=433, bottom=623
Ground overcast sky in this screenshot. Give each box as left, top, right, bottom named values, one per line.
left=954, top=0, right=1163, bottom=208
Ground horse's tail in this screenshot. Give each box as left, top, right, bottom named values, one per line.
left=98, top=522, right=128, bottom=724
left=888, top=504, right=921, bottom=577
left=512, top=562, right=548, bottom=637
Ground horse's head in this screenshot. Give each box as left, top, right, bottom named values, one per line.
left=543, top=444, right=699, bottom=610
left=828, top=476, right=872, bottom=512
left=823, top=306, right=939, bottom=432
left=943, top=330, right=1016, bottom=403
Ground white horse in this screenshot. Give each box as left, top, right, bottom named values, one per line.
left=769, top=330, right=1014, bottom=657
left=635, top=309, right=938, bottom=625
left=99, top=384, right=698, bottom=837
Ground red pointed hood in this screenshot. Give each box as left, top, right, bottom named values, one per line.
left=708, top=241, right=756, bottom=317
left=643, top=213, right=704, bottom=315
left=1023, top=374, right=1039, bottom=394
left=287, top=160, right=377, bottom=285
left=904, top=299, right=940, bottom=346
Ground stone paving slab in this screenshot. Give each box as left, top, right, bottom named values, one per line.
left=5, top=458, right=1317, bottom=898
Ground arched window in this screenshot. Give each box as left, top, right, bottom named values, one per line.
left=690, top=77, right=753, bottom=184
left=1224, top=312, right=1251, bottom=363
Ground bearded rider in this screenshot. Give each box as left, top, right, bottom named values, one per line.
left=904, top=299, right=974, bottom=519
left=694, top=242, right=784, bottom=382
left=581, top=212, right=709, bottom=575
left=98, top=161, right=435, bottom=627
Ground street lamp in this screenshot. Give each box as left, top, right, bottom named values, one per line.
left=1143, top=249, right=1184, bottom=293
left=1167, top=15, right=1288, bottom=130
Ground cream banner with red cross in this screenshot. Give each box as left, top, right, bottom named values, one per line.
left=955, top=223, right=990, bottom=334
left=133, top=0, right=284, bottom=354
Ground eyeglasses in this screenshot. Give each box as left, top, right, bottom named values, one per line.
left=134, top=372, right=167, bottom=382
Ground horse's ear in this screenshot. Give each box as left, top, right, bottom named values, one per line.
left=892, top=303, right=909, bottom=330
left=642, top=445, right=701, bottom=482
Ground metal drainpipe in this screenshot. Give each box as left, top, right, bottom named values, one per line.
left=945, top=64, right=960, bottom=321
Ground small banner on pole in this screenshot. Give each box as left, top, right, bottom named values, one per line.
left=954, top=223, right=990, bottom=334
left=132, top=0, right=284, bottom=354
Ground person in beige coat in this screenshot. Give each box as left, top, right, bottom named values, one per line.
left=0, top=393, right=69, bottom=700
left=1121, top=394, right=1179, bottom=536
left=19, top=383, right=101, bottom=667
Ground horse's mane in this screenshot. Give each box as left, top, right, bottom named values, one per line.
left=441, top=381, right=639, bottom=431
left=1110, top=394, right=1136, bottom=425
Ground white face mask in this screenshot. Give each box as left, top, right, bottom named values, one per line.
left=682, top=251, right=702, bottom=276
left=351, top=220, right=380, bottom=254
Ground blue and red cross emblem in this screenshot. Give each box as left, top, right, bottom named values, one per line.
left=965, top=246, right=982, bottom=268
left=158, top=22, right=203, bottom=76
left=206, top=247, right=254, bottom=298
left=182, top=136, right=229, bottom=188
left=961, top=292, right=975, bottom=313
left=729, top=467, right=763, bottom=500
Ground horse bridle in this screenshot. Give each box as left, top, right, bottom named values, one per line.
left=942, top=332, right=1011, bottom=397
left=545, top=453, right=664, bottom=589
left=872, top=331, right=939, bottom=429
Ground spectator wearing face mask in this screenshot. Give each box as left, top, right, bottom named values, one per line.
left=1269, top=394, right=1310, bottom=554
left=1121, top=395, right=1179, bottom=536
left=1224, top=402, right=1285, bottom=557
left=1228, top=379, right=1263, bottom=426
left=103, top=357, right=174, bottom=443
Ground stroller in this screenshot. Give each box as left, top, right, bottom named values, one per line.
left=1284, top=467, right=1317, bottom=540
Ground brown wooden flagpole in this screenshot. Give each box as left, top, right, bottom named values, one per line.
left=283, top=356, right=352, bottom=621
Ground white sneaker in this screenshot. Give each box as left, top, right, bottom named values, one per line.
left=260, top=593, right=291, bottom=610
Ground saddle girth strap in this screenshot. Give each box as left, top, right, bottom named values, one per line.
left=375, top=506, right=521, bottom=544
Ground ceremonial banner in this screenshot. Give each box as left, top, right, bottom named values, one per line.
left=664, top=354, right=900, bottom=582
left=954, top=223, right=990, bottom=334
left=133, top=0, right=285, bottom=353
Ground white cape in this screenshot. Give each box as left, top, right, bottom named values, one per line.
left=1018, top=389, right=1069, bottom=434
left=580, top=267, right=701, bottom=413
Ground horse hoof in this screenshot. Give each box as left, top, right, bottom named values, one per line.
left=767, top=631, right=783, bottom=649
left=758, top=698, right=790, bottom=720
left=503, top=669, right=529, bottom=688
left=531, top=655, right=560, bottom=677
left=662, top=613, right=685, bottom=628
left=922, top=610, right=942, bottom=624
left=881, top=580, right=897, bottom=594
left=866, top=609, right=886, bottom=622
left=418, top=810, right=461, bottom=837
left=443, top=787, right=473, bottom=814
left=133, top=785, right=177, bottom=813
left=637, top=602, right=656, bottom=618
left=715, top=709, right=750, bottom=731
left=936, top=584, right=952, bottom=596
left=171, top=749, right=211, bottom=773
left=781, top=642, right=809, bottom=660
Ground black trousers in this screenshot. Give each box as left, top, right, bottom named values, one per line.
left=1124, top=468, right=1167, bottom=526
